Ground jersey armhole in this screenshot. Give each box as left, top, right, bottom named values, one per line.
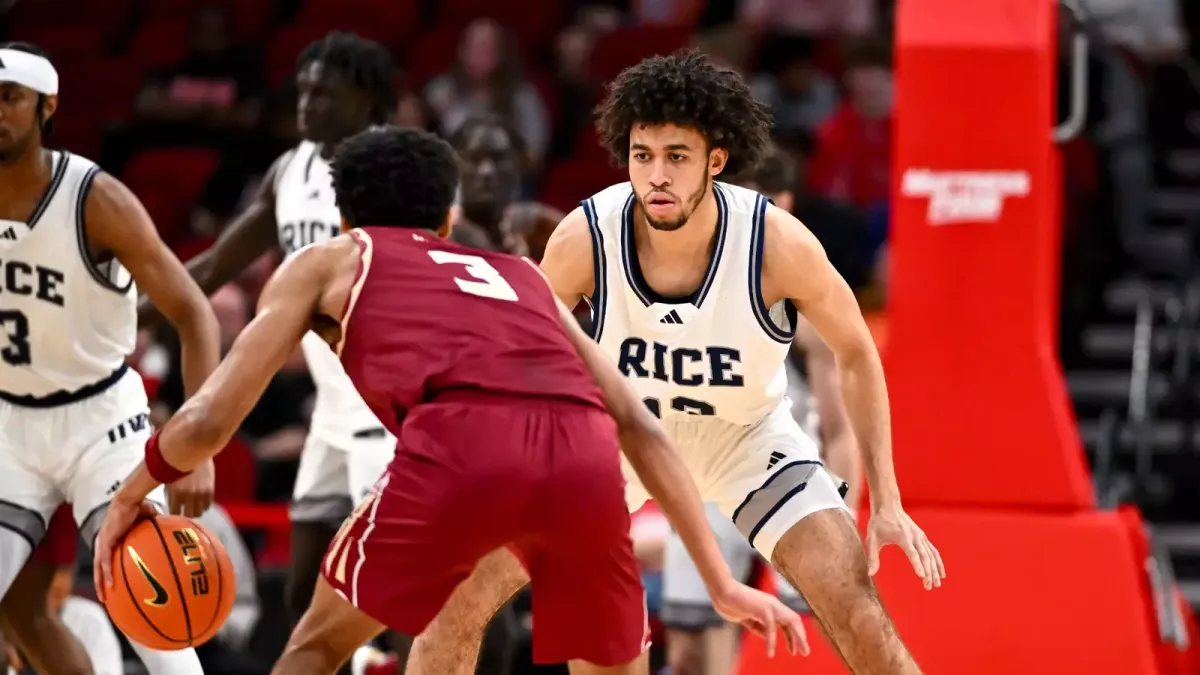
left=75, top=166, right=134, bottom=295
left=750, top=195, right=798, bottom=344
left=581, top=198, right=607, bottom=343
left=335, top=230, right=374, bottom=357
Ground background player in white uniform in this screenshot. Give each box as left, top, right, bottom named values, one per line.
left=0, top=42, right=220, bottom=675
left=406, top=50, right=945, bottom=675
left=136, top=33, right=398, bottom=642
left=657, top=146, right=864, bottom=675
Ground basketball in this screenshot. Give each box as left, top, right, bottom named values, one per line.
left=103, top=514, right=236, bottom=650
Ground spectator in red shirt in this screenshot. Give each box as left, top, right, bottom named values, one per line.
left=807, top=38, right=893, bottom=211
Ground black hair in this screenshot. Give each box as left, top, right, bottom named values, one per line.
left=449, top=113, right=525, bottom=158
left=731, top=144, right=794, bottom=195
left=0, top=42, right=55, bottom=139
left=594, top=48, right=772, bottom=178
left=297, top=32, right=398, bottom=125
left=331, top=126, right=459, bottom=231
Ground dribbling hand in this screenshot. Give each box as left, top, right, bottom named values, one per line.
left=92, top=498, right=158, bottom=604
left=711, top=582, right=810, bottom=658
left=866, top=504, right=946, bottom=590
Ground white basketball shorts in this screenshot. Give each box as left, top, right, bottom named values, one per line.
left=290, top=431, right=395, bottom=524
left=0, top=367, right=166, bottom=550
left=621, top=400, right=850, bottom=561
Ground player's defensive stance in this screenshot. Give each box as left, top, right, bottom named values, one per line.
left=92, top=126, right=808, bottom=674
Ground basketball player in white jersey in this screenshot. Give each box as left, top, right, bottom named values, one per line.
left=136, top=34, right=398, bottom=642
left=405, top=50, right=945, bottom=675
left=657, top=146, right=865, bottom=675
left=0, top=42, right=219, bottom=675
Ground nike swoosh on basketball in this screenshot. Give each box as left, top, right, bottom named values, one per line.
left=127, top=547, right=169, bottom=607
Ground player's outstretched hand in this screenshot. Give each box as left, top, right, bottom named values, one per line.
left=93, top=498, right=159, bottom=604
left=711, top=582, right=810, bottom=658
left=866, top=504, right=946, bottom=590
left=166, top=458, right=215, bottom=517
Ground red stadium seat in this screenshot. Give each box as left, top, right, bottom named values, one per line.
left=298, top=0, right=421, bottom=44
left=589, top=25, right=692, bottom=84
left=56, top=56, right=142, bottom=121
left=122, top=148, right=219, bottom=243
left=213, top=436, right=258, bottom=504
left=266, top=17, right=406, bottom=89
left=7, top=26, right=105, bottom=61
left=141, top=0, right=278, bottom=41
left=402, top=26, right=463, bottom=89
left=9, top=0, right=134, bottom=44
left=540, top=157, right=626, bottom=213
left=128, top=19, right=191, bottom=70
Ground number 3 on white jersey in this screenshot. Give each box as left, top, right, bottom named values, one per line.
left=427, top=250, right=519, bottom=302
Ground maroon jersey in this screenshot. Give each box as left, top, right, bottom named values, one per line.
left=337, top=226, right=605, bottom=433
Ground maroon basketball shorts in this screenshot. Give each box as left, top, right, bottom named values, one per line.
left=322, top=392, right=649, bottom=666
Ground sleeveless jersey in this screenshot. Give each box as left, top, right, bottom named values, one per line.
left=337, top=227, right=605, bottom=432
left=0, top=151, right=136, bottom=400
left=274, top=141, right=385, bottom=447
left=585, top=181, right=798, bottom=426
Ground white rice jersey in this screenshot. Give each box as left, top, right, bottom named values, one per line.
left=585, top=181, right=798, bottom=426
left=274, top=142, right=388, bottom=447
left=0, top=151, right=137, bottom=400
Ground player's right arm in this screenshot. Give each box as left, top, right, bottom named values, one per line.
left=136, top=151, right=291, bottom=328
left=538, top=207, right=595, bottom=308
left=549, top=292, right=808, bottom=658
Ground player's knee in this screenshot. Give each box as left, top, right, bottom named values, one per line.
left=666, top=629, right=707, bottom=673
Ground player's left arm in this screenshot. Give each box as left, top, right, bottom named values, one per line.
left=86, top=173, right=220, bottom=400
left=794, top=317, right=862, bottom=513
left=763, top=206, right=944, bottom=586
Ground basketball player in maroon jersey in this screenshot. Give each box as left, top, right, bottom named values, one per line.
left=93, top=126, right=808, bottom=674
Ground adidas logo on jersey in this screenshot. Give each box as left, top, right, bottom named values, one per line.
left=0, top=227, right=15, bottom=241
left=659, top=309, right=683, bottom=325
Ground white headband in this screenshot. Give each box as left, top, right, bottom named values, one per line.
left=0, top=49, right=58, bottom=95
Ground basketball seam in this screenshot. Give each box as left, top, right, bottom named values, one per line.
left=149, top=519, right=195, bottom=645
left=119, top=541, right=186, bottom=645
left=191, top=524, right=225, bottom=639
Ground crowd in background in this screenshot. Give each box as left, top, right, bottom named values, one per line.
left=1, top=0, right=1196, bottom=672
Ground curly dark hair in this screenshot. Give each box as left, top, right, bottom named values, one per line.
left=594, top=49, right=772, bottom=178
left=0, top=41, right=55, bottom=139
left=297, top=32, right=398, bottom=125
left=331, top=126, right=459, bottom=231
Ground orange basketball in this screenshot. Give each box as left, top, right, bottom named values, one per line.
left=103, top=514, right=236, bottom=650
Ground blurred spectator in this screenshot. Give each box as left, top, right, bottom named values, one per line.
left=193, top=505, right=268, bottom=675
left=548, top=25, right=596, bottom=160
left=738, top=0, right=877, bottom=38
left=751, top=34, right=839, bottom=135
left=631, top=0, right=704, bottom=26
left=807, top=37, right=893, bottom=212
left=425, top=19, right=552, bottom=174
left=100, top=4, right=266, bottom=173
left=6, top=566, right=123, bottom=675
left=692, top=24, right=751, bottom=72
left=768, top=133, right=874, bottom=292
left=1081, top=0, right=1189, bottom=64
left=394, top=89, right=434, bottom=130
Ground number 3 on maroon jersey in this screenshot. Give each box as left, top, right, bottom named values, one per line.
left=428, top=251, right=520, bottom=302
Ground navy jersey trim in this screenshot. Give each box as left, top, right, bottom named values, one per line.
left=581, top=198, right=608, bottom=343
left=75, top=166, right=133, bottom=295
left=26, top=150, right=69, bottom=231
left=621, top=184, right=728, bottom=307
left=749, top=194, right=797, bottom=344
left=0, top=364, right=128, bottom=408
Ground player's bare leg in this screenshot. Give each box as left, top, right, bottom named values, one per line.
left=771, top=509, right=919, bottom=674
left=0, top=560, right=94, bottom=675
left=567, top=651, right=650, bottom=675
left=405, top=548, right=528, bottom=675
left=273, top=576, right=386, bottom=675
left=666, top=624, right=741, bottom=675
